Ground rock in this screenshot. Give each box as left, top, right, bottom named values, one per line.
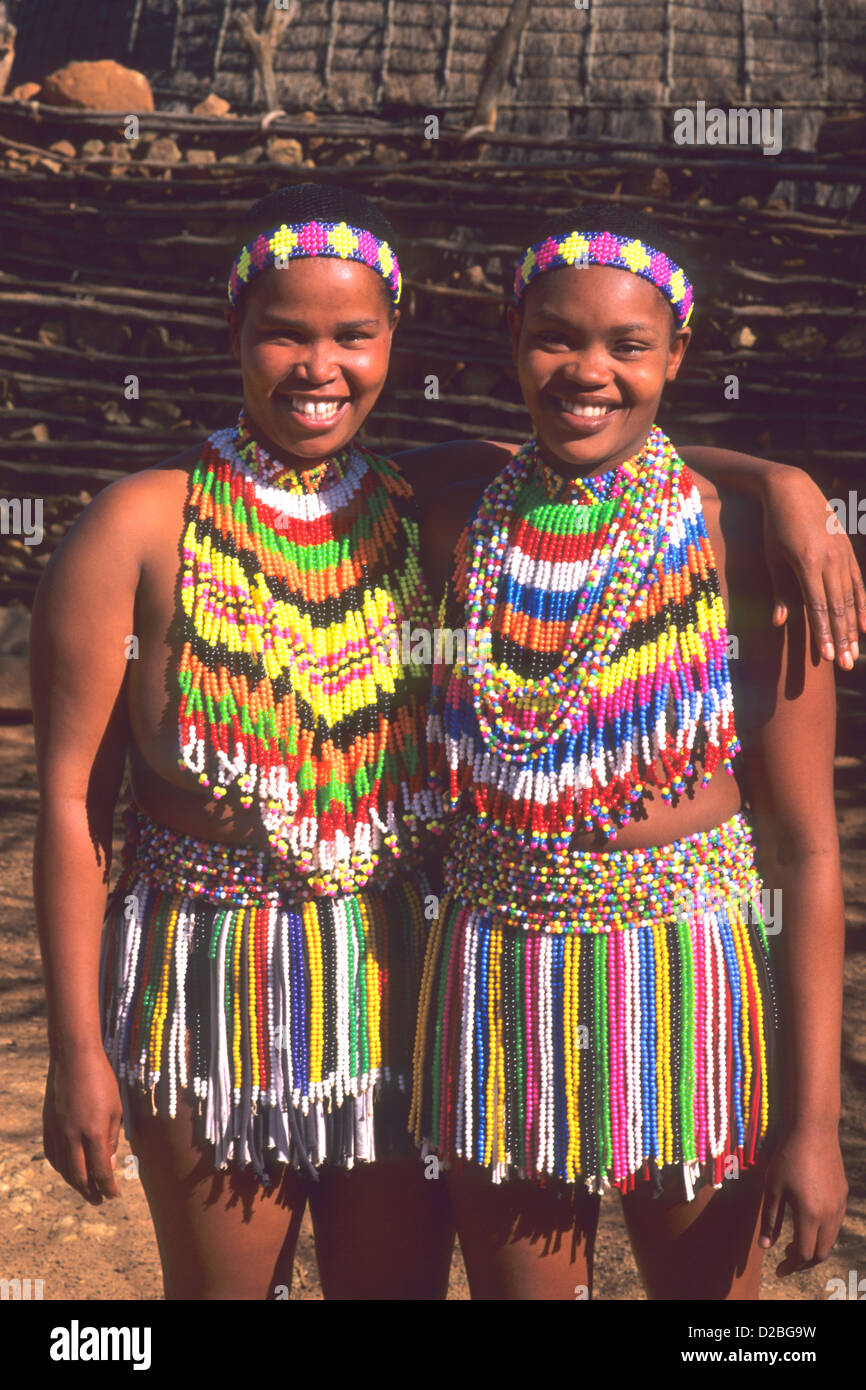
left=105, top=141, right=131, bottom=163
left=193, top=92, right=231, bottom=117
left=140, top=400, right=182, bottom=429
left=299, top=110, right=317, bottom=124
left=48, top=139, right=76, bottom=159
left=371, top=142, right=407, bottom=164
left=266, top=136, right=303, bottom=165
left=186, top=148, right=217, bottom=166
left=737, top=195, right=759, bottom=210
left=70, top=311, right=131, bottom=356
left=462, top=264, right=499, bottom=294
left=774, top=324, right=827, bottom=357
left=147, top=137, right=182, bottom=164
left=9, top=81, right=40, bottom=100
left=35, top=319, right=65, bottom=350
left=81, top=138, right=105, bottom=159
left=236, top=146, right=264, bottom=164
left=731, top=325, right=757, bottom=350
left=37, top=155, right=63, bottom=173
left=622, top=167, right=671, bottom=199
left=40, top=60, right=154, bottom=113
left=87, top=1220, right=112, bottom=1238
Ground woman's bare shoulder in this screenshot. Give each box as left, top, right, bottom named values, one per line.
left=394, top=438, right=518, bottom=513
left=35, top=442, right=202, bottom=604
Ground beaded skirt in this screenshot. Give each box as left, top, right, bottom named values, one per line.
left=100, top=802, right=430, bottom=1178
left=410, top=812, right=778, bottom=1199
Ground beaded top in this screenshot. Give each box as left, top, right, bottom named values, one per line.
left=177, top=410, right=439, bottom=893
left=427, top=425, right=740, bottom=845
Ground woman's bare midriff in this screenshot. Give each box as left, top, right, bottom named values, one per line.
left=120, top=451, right=746, bottom=854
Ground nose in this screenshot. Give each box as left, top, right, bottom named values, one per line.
left=293, top=339, right=338, bottom=385
left=559, top=346, right=612, bottom=387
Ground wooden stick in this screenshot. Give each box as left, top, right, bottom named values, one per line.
left=468, top=0, right=534, bottom=133
left=236, top=1, right=296, bottom=113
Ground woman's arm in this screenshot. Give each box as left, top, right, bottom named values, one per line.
left=724, top=490, right=847, bottom=1271
left=682, top=445, right=866, bottom=671
left=396, top=439, right=866, bottom=669
left=31, top=476, right=144, bottom=1203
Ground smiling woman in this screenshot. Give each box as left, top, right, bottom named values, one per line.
left=32, top=184, right=454, bottom=1301
left=409, top=203, right=850, bottom=1301
left=225, top=185, right=401, bottom=461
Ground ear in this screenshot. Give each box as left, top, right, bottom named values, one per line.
left=388, top=307, right=401, bottom=337
left=225, top=307, right=241, bottom=361
left=506, top=304, right=523, bottom=363
left=665, top=326, right=691, bottom=382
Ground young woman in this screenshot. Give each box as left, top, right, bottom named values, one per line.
left=410, top=206, right=851, bottom=1300
left=34, top=187, right=858, bottom=1301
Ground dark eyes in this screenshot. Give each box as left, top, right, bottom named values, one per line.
left=532, top=333, right=649, bottom=354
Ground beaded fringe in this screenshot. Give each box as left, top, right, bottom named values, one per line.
left=100, top=825, right=428, bottom=1178
left=411, top=868, right=776, bottom=1197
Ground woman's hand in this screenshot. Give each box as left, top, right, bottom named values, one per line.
left=762, top=465, right=866, bottom=670
left=759, top=1124, right=848, bottom=1272
left=43, top=1051, right=123, bottom=1204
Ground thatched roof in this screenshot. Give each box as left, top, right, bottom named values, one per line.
left=8, top=0, right=866, bottom=145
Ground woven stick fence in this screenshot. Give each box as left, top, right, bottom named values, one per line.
left=0, top=97, right=864, bottom=601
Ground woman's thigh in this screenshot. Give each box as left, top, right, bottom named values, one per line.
left=127, top=1088, right=309, bottom=1300
left=620, top=1157, right=768, bottom=1300
left=309, top=1156, right=455, bottom=1300
left=446, top=1162, right=602, bottom=1301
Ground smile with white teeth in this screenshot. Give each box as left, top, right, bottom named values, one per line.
left=557, top=400, right=616, bottom=417
left=289, top=397, right=347, bottom=420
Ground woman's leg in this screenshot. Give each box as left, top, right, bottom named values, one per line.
left=620, top=1156, right=768, bottom=1300
left=309, top=1156, right=455, bottom=1300
left=127, top=1087, right=309, bottom=1300
left=446, top=1161, right=602, bottom=1300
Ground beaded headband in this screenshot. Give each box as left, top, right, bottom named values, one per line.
left=513, top=229, right=694, bottom=327
left=228, top=220, right=402, bottom=309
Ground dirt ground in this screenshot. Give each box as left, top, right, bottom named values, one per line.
left=2, top=718, right=865, bottom=1303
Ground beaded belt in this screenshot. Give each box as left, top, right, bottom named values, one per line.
left=443, top=811, right=763, bottom=934
left=118, top=802, right=402, bottom=907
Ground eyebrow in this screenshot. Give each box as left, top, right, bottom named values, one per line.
left=528, top=311, right=658, bottom=334
left=257, top=316, right=381, bottom=330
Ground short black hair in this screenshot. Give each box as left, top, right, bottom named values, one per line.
left=517, top=202, right=696, bottom=333
left=230, top=183, right=400, bottom=319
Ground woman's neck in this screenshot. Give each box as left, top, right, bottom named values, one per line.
left=234, top=407, right=353, bottom=492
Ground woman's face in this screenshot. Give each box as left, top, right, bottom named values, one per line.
left=508, top=265, right=690, bottom=474
left=226, top=257, right=398, bottom=466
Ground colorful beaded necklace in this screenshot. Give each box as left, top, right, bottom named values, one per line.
left=178, top=408, right=436, bottom=893
left=429, top=425, right=740, bottom=843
